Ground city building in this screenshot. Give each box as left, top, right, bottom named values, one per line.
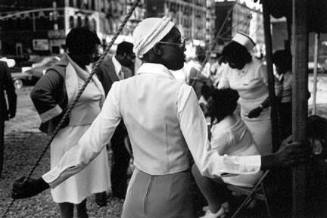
left=144, top=0, right=207, bottom=46
left=0, top=0, right=210, bottom=58
left=214, top=0, right=264, bottom=54
left=0, top=0, right=145, bottom=57
left=206, top=0, right=216, bottom=49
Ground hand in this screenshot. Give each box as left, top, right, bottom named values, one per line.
left=12, top=176, right=49, bottom=199
left=247, top=107, right=263, bottom=118
left=274, top=136, right=310, bottom=167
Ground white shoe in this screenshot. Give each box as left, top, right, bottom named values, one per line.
left=199, top=202, right=229, bottom=218
left=199, top=206, right=225, bottom=218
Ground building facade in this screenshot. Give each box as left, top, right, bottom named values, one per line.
left=144, top=0, right=207, bottom=46
left=206, top=0, right=216, bottom=48
left=0, top=0, right=145, bottom=57
left=0, top=0, right=210, bottom=57
left=214, top=0, right=264, bottom=54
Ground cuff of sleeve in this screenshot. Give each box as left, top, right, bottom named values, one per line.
left=42, top=167, right=61, bottom=188
left=239, top=155, right=261, bottom=173
left=40, top=105, right=63, bottom=123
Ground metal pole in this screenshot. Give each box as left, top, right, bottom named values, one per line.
left=312, top=33, right=320, bottom=115
left=292, top=0, right=308, bottom=217
left=262, top=1, right=280, bottom=151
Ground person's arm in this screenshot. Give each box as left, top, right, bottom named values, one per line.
left=248, top=96, right=270, bottom=118
left=248, top=64, right=271, bottom=118
left=261, top=137, right=308, bottom=170
left=30, top=69, right=65, bottom=123
left=3, top=62, right=17, bottom=118
left=12, top=83, right=123, bottom=198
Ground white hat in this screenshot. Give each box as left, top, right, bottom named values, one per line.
left=232, top=33, right=256, bottom=51
left=132, top=17, right=175, bottom=58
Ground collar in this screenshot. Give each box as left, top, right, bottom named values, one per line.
left=136, top=63, right=176, bottom=79
left=55, top=53, right=70, bottom=67
left=112, top=56, right=122, bottom=75
left=66, top=54, right=90, bottom=81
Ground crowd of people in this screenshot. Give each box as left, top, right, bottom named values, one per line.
left=0, top=16, right=310, bottom=218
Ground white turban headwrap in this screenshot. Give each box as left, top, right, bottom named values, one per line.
left=133, top=16, right=175, bottom=58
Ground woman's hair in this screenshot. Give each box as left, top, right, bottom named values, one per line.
left=207, top=88, right=239, bottom=122
left=116, top=41, right=134, bottom=56
left=273, top=49, right=292, bottom=72
left=221, top=41, right=252, bottom=65
left=66, top=27, right=100, bottom=55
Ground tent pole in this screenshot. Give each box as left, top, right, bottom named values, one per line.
left=292, top=0, right=308, bottom=217
left=312, top=33, right=320, bottom=115
left=262, top=1, right=280, bottom=151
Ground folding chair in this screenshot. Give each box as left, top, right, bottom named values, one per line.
left=226, top=170, right=272, bottom=218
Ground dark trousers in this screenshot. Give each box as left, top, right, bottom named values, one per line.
left=279, top=102, right=292, bottom=140
left=0, top=120, right=4, bottom=177
left=111, top=124, right=130, bottom=199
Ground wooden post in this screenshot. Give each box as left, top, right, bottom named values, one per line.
left=312, top=33, right=320, bottom=115
left=262, top=1, right=280, bottom=151
left=292, top=0, right=308, bottom=217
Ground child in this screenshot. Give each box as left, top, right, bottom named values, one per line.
left=192, top=88, right=262, bottom=218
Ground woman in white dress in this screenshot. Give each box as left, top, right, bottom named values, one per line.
left=218, top=33, right=272, bottom=155
left=30, top=28, right=110, bottom=218
left=192, top=88, right=262, bottom=218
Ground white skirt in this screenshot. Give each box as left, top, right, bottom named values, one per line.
left=50, top=125, right=111, bottom=204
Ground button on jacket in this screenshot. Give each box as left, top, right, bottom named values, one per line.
left=43, top=63, right=261, bottom=187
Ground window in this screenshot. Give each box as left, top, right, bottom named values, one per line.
left=84, top=16, right=90, bottom=28
left=91, top=0, right=95, bottom=10
left=91, top=18, right=97, bottom=32
left=77, top=0, right=82, bottom=8
left=77, top=16, right=82, bottom=27
left=69, top=16, right=75, bottom=28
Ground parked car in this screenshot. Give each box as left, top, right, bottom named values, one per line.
left=9, top=55, right=61, bottom=89
left=23, top=56, right=61, bottom=83
left=11, top=71, right=33, bottom=89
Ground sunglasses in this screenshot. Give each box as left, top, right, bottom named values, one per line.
left=157, top=39, right=185, bottom=49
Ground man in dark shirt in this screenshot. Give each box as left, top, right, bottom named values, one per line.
left=94, top=41, right=135, bottom=202
left=0, top=60, right=17, bottom=177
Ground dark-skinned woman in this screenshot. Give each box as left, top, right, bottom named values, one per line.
left=28, top=28, right=110, bottom=218
left=12, top=17, right=308, bottom=218
left=218, top=33, right=272, bottom=155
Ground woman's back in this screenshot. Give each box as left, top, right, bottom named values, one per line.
left=210, top=115, right=260, bottom=157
